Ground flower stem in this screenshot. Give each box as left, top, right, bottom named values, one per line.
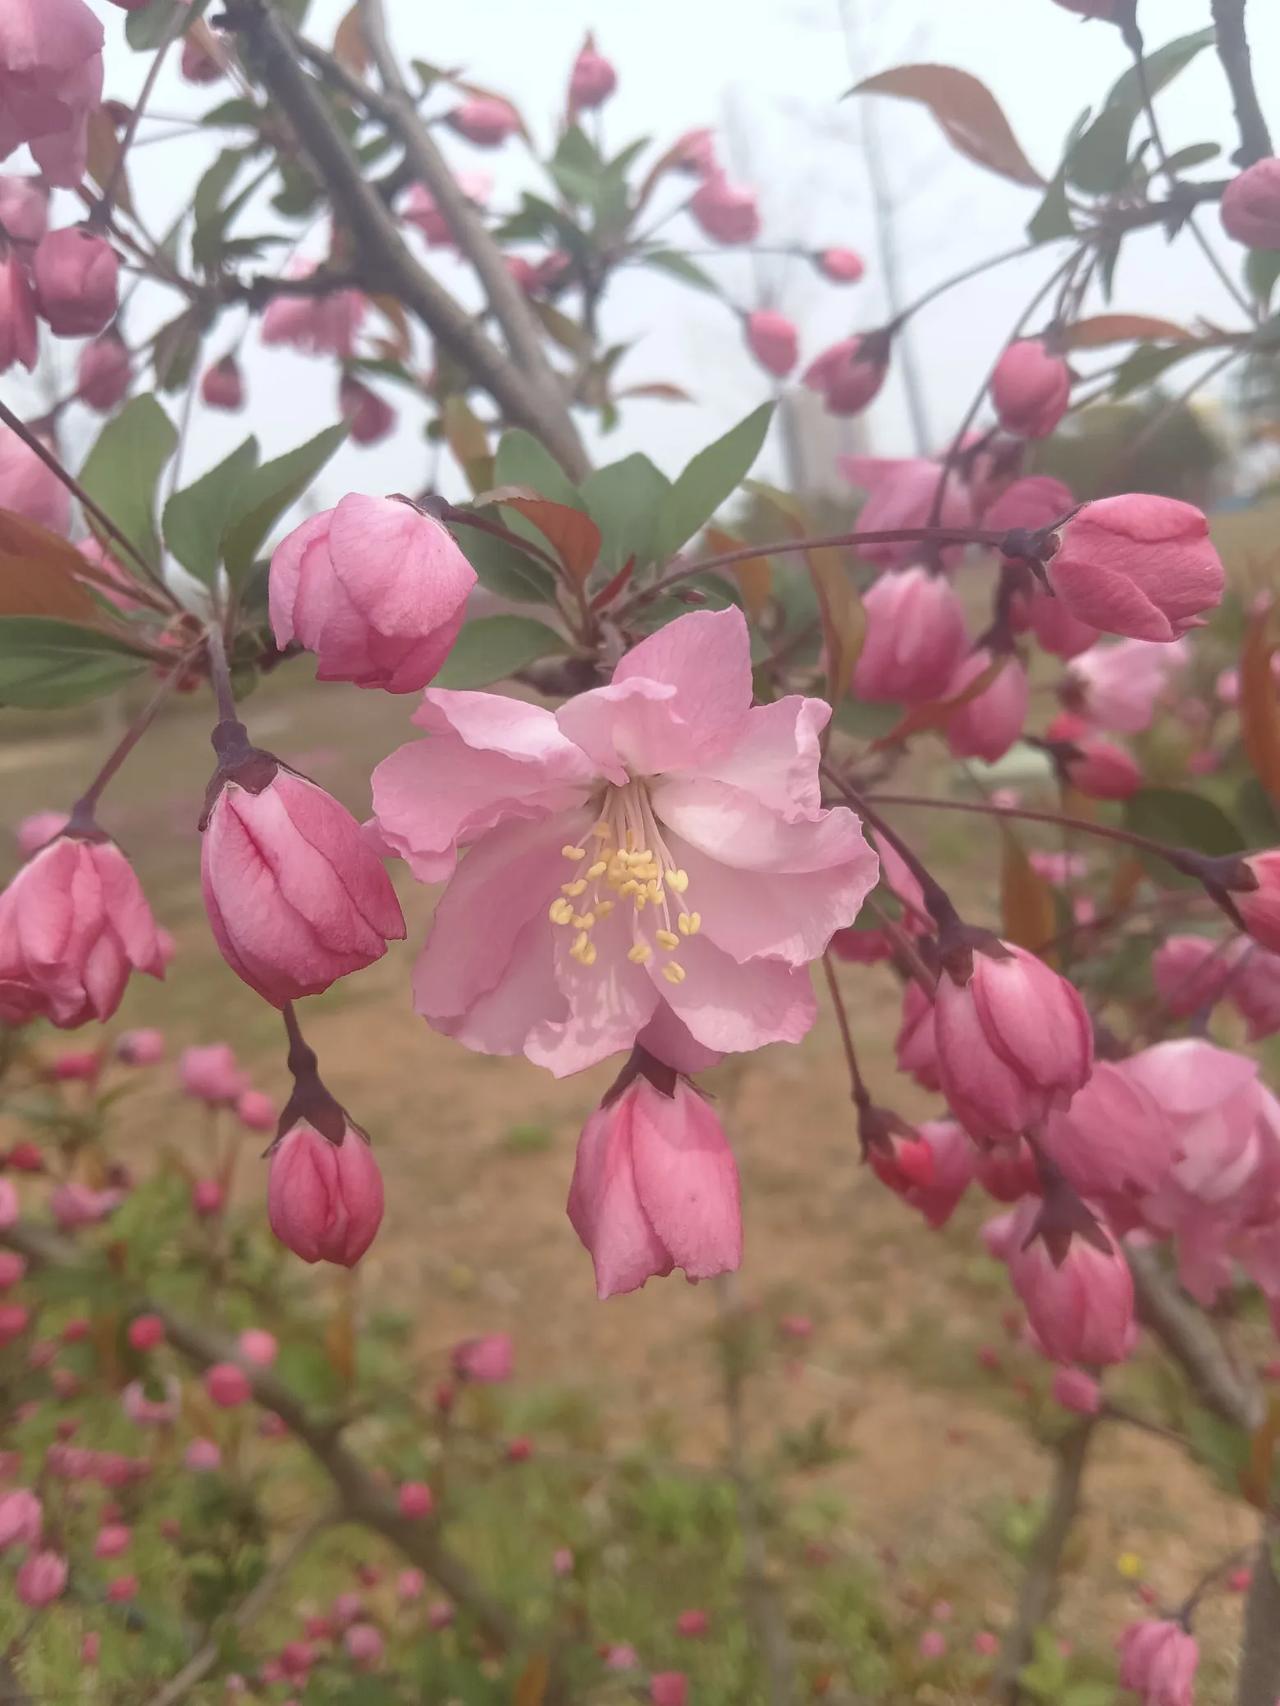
left=70, top=660, right=190, bottom=825
left=94, top=2, right=188, bottom=229
left=821, top=766, right=961, bottom=930
left=204, top=622, right=239, bottom=726
left=821, top=953, right=870, bottom=1110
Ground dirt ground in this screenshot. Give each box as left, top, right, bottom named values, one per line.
left=0, top=673, right=1260, bottom=1698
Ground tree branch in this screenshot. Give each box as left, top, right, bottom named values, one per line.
left=1237, top=1522, right=1280, bottom=1706
left=219, top=0, right=584, bottom=476
left=1210, top=0, right=1273, bottom=166
left=1127, top=1245, right=1263, bottom=1431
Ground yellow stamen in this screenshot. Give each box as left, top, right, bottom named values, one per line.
left=586, top=860, right=608, bottom=880
left=595, top=900, right=615, bottom=918
left=656, top=929, right=680, bottom=950
left=627, top=942, right=653, bottom=964
left=678, top=911, right=701, bottom=936
left=561, top=845, right=586, bottom=861
left=561, top=879, right=587, bottom=897
left=548, top=898, right=574, bottom=926
left=571, top=912, right=596, bottom=930
left=666, top=868, right=689, bottom=893
left=661, top=961, right=686, bottom=985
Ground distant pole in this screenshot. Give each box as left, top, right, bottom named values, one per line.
left=838, top=0, right=931, bottom=455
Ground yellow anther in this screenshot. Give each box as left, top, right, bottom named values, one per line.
left=586, top=860, right=608, bottom=881
left=595, top=900, right=614, bottom=918
left=548, top=898, right=574, bottom=926
left=570, top=940, right=597, bottom=967
left=561, top=878, right=587, bottom=897
left=572, top=930, right=590, bottom=955
left=661, top=961, right=687, bottom=985
left=591, top=822, right=612, bottom=841
left=656, top=929, right=680, bottom=950
left=634, top=892, right=648, bottom=911
left=571, top=912, right=596, bottom=930
left=561, top=844, right=586, bottom=861
left=619, top=879, right=640, bottom=898
left=678, top=911, right=701, bottom=936
left=666, top=869, right=690, bottom=893
left=627, top=942, right=653, bottom=964
left=646, top=880, right=664, bottom=902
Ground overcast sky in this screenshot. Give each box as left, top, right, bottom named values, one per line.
left=15, top=0, right=1280, bottom=505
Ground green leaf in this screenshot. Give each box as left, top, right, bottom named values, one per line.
left=1110, top=340, right=1205, bottom=397
left=1067, top=28, right=1215, bottom=195
left=432, top=615, right=564, bottom=688
left=220, top=424, right=348, bottom=587
left=1246, top=250, right=1280, bottom=311
left=125, top=0, right=201, bottom=49
left=1027, top=109, right=1087, bottom=245
left=492, top=430, right=584, bottom=508
left=1124, top=786, right=1244, bottom=886
left=833, top=698, right=902, bottom=739
left=657, top=403, right=773, bottom=560
left=152, top=307, right=204, bottom=393
left=549, top=125, right=603, bottom=205
left=642, top=249, right=720, bottom=294
left=580, top=454, right=672, bottom=572
left=200, top=97, right=263, bottom=129
left=163, top=438, right=261, bottom=587
left=0, top=617, right=151, bottom=708
left=78, top=395, right=177, bottom=569
left=451, top=525, right=558, bottom=604
left=1163, top=141, right=1220, bottom=173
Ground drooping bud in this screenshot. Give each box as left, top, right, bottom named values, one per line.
left=76, top=332, right=131, bottom=411
left=689, top=172, right=760, bottom=245
left=568, top=36, right=616, bottom=110
left=853, top=567, right=969, bottom=703
left=201, top=355, right=245, bottom=411
left=803, top=334, right=888, bottom=417
left=444, top=98, right=519, bottom=148
left=1006, top=1197, right=1134, bottom=1365
left=338, top=375, right=396, bottom=446
left=990, top=338, right=1071, bottom=439
left=32, top=228, right=118, bottom=337
left=743, top=309, right=798, bottom=378
left=1045, top=496, right=1224, bottom=643
left=1220, top=157, right=1280, bottom=250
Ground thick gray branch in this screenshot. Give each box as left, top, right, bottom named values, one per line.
left=1128, top=1245, right=1263, bottom=1431
left=1238, top=1523, right=1280, bottom=1706
left=1210, top=0, right=1273, bottom=166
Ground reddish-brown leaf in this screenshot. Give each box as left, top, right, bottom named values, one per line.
left=704, top=527, right=771, bottom=624
left=1001, top=830, right=1056, bottom=956
left=513, top=1653, right=551, bottom=1706
left=442, top=397, right=493, bottom=496
left=1240, top=1397, right=1280, bottom=1510
left=370, top=294, right=413, bottom=361
left=852, top=65, right=1044, bottom=189
left=1241, top=603, right=1280, bottom=801
left=1064, top=314, right=1196, bottom=349
left=806, top=545, right=863, bottom=712
left=0, top=509, right=105, bottom=622
left=503, top=497, right=601, bottom=588
left=332, top=4, right=370, bottom=76
left=85, top=106, right=135, bottom=219
left=617, top=381, right=694, bottom=402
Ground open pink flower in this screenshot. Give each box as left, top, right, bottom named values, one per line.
left=0, top=0, right=104, bottom=188
left=1068, top=638, right=1185, bottom=734
left=373, top=609, right=878, bottom=1076
left=260, top=261, right=366, bottom=358
left=839, top=456, right=974, bottom=569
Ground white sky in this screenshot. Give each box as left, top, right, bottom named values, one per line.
left=11, top=0, right=1278, bottom=504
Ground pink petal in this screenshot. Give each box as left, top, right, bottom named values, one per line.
left=630, top=1082, right=742, bottom=1281
left=652, top=929, right=816, bottom=1052
left=692, top=697, right=829, bottom=821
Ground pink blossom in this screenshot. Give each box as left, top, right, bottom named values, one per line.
left=81, top=1633, right=100, bottom=1665
left=552, top=1546, right=574, bottom=1576
left=853, top=567, right=969, bottom=703
left=127, top=1314, right=164, bottom=1352
left=0, top=1303, right=29, bottom=1345
left=16, top=1548, right=67, bottom=1607
left=743, top=309, right=798, bottom=378
left=1039, top=1060, right=1175, bottom=1211
left=400, top=172, right=490, bottom=246
left=260, top=262, right=366, bottom=357
left=1230, top=946, right=1280, bottom=1040
left=201, top=755, right=405, bottom=1007
left=0, top=421, right=69, bottom=534
left=983, top=474, right=1073, bottom=533
left=1220, top=157, right=1280, bottom=249
left=690, top=172, right=760, bottom=244
left=271, top=495, right=475, bottom=694
left=15, top=811, right=68, bottom=857
left=1234, top=852, right=1280, bottom=955
left=676, top=1608, right=709, bottom=1637
left=568, top=1068, right=742, bottom=1298
left=1007, top=1199, right=1134, bottom=1365
left=816, top=247, right=864, bottom=282
left=451, top=1332, right=513, bottom=1384
left=184, top=1438, right=221, bottom=1472
left=204, top=1363, right=252, bottom=1409
left=1117, top=1620, right=1198, bottom=1706
left=802, top=336, right=888, bottom=416
left=32, top=227, right=117, bottom=337
left=122, top=1377, right=179, bottom=1426
left=201, top=355, right=244, bottom=410
left=93, top=1524, right=130, bottom=1559
left=569, top=38, right=616, bottom=110
left=1056, top=728, right=1141, bottom=800
left=1068, top=638, right=1185, bottom=733
left=427, top=1600, right=454, bottom=1630
left=650, top=1675, right=689, bottom=1706
left=191, top=1178, right=224, bottom=1218
left=0, top=174, right=48, bottom=244
left=445, top=97, right=519, bottom=147
left=944, top=652, right=1029, bottom=763
left=990, top=339, right=1071, bottom=439
left=0, top=1488, right=41, bottom=1550
left=76, top=334, right=130, bottom=411
left=669, top=128, right=716, bottom=177
left=1152, top=935, right=1242, bottom=1018
left=1051, top=1367, right=1101, bottom=1414
left=934, top=943, right=1092, bottom=1140
left=1046, top=496, right=1223, bottom=642
left=839, top=456, right=973, bottom=568
left=895, top=980, right=940, bottom=1091
left=267, top=1120, right=384, bottom=1267
left=0, top=253, right=36, bottom=373
left=117, top=1029, right=164, bottom=1067
left=0, top=1180, right=18, bottom=1228
left=1023, top=589, right=1100, bottom=660
left=236, top=1089, right=276, bottom=1132
left=48, top=1047, right=99, bottom=1081
left=604, top=1643, right=639, bottom=1670
left=179, top=1044, right=246, bottom=1106
left=0, top=0, right=103, bottom=188
left=338, top=376, right=396, bottom=446
left=50, top=1183, right=123, bottom=1229
left=375, top=609, right=877, bottom=1075
left=237, top=1328, right=278, bottom=1367
left=893, top=1118, right=975, bottom=1229
left=343, top=1623, right=385, bottom=1670
left=397, top=1567, right=426, bottom=1601
left=918, top=1630, right=947, bottom=1660
left=397, top=1481, right=433, bottom=1519
left=0, top=1252, right=25, bottom=1289
left=0, top=832, right=165, bottom=1029
left=976, top=1140, right=1042, bottom=1204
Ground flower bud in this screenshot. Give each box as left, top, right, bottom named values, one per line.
left=33, top=228, right=118, bottom=337
left=0, top=2, right=104, bottom=188
left=1221, top=157, right=1280, bottom=249
left=568, top=1067, right=742, bottom=1299
left=117, top=1028, right=164, bottom=1067
left=0, top=1252, right=25, bottom=1289
left=179, top=1043, right=246, bottom=1105
left=1051, top=1367, right=1101, bottom=1414
left=895, top=980, right=941, bottom=1091
left=934, top=942, right=1093, bottom=1140
left=16, top=1549, right=67, bottom=1608
left=1045, top=496, right=1224, bottom=643
left=689, top=172, right=760, bottom=245
left=1046, top=714, right=1140, bottom=800
left=840, top=453, right=972, bottom=566
left=76, top=333, right=131, bottom=411
left=201, top=355, right=244, bottom=411
left=0, top=1488, right=41, bottom=1550
left=94, top=1524, right=130, bottom=1559
left=1117, top=1620, right=1198, bottom=1706
left=200, top=743, right=405, bottom=1005
left=127, top=1314, right=164, bottom=1352
left=743, top=308, right=798, bottom=377
left=191, top=1178, right=224, bottom=1218
left=184, top=1438, right=221, bottom=1471
left=816, top=247, right=864, bottom=283
left=270, top=495, right=475, bottom=695
left=338, top=375, right=396, bottom=446
left=267, top=1120, right=384, bottom=1267
left=397, top=1480, right=433, bottom=1518
left=944, top=652, right=1029, bottom=764
left=344, top=1623, right=385, bottom=1670
left=1230, top=946, right=1280, bottom=1040
left=260, top=263, right=366, bottom=357
left=1038, top=1059, right=1174, bottom=1204
left=1152, top=934, right=1241, bottom=1018
left=0, top=176, right=49, bottom=246
left=0, top=832, right=165, bottom=1029
left=990, top=339, right=1070, bottom=439
left=204, top=1363, right=251, bottom=1408
left=450, top=1333, right=512, bottom=1384
left=803, top=336, right=887, bottom=416
left=569, top=38, right=616, bottom=110
left=1231, top=852, right=1280, bottom=954
left=853, top=567, right=969, bottom=703
left=1006, top=1198, right=1134, bottom=1365
left=236, top=1090, right=275, bottom=1132
left=237, top=1328, right=277, bottom=1367
left=650, top=1675, right=689, bottom=1706
left=0, top=254, right=36, bottom=373
left=445, top=98, right=519, bottom=147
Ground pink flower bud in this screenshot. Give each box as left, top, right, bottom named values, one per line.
left=853, top=567, right=969, bottom=703
left=0, top=832, right=165, bottom=1029
left=890, top=1118, right=975, bottom=1229
left=204, top=1363, right=252, bottom=1408
left=237, top=1328, right=277, bottom=1367
left=744, top=310, right=798, bottom=378
left=816, top=247, right=864, bottom=283
left=944, top=652, right=1029, bottom=763
left=935, top=943, right=1093, bottom=1140
left=1056, top=729, right=1140, bottom=800
left=201, top=355, right=245, bottom=411
left=17, top=1549, right=67, bottom=1607
left=894, top=980, right=941, bottom=1091
left=1007, top=1200, right=1134, bottom=1365
left=81, top=1632, right=100, bottom=1665
left=271, top=495, right=476, bottom=695
left=397, top=1567, right=425, bottom=1601
left=0, top=1, right=104, bottom=186
left=568, top=1073, right=742, bottom=1299
left=343, top=1623, right=385, bottom=1670
left=0, top=422, right=71, bottom=534
left=650, top=1674, right=689, bottom=1706
left=569, top=39, right=616, bottom=110
left=32, top=228, right=118, bottom=337
left=236, top=1089, right=276, bottom=1132
left=1046, top=497, right=1224, bottom=643
left=122, top=1376, right=179, bottom=1425
left=399, top=172, right=490, bottom=246
left=179, top=1044, right=246, bottom=1106
left=1038, top=1059, right=1174, bottom=1208
left=338, top=376, right=396, bottom=446
left=676, top=1609, right=709, bottom=1637
left=94, top=1524, right=130, bottom=1559
left=1051, top=1367, right=1101, bottom=1414
left=804, top=336, right=887, bottom=416
left=1117, top=1620, right=1198, bottom=1706
left=117, top=1028, right=164, bottom=1067
left=1231, top=947, right=1280, bottom=1040
left=445, top=98, right=519, bottom=147
left=450, top=1332, right=513, bottom=1384
left=1152, top=935, right=1241, bottom=1019
left=278, top=1641, right=313, bottom=1679
left=552, top=1546, right=574, bottom=1576
left=1232, top=852, right=1280, bottom=954
left=127, top=1314, right=163, bottom=1352
left=1221, top=157, right=1280, bottom=249
left=49, top=1048, right=101, bottom=1082
left=201, top=756, right=405, bottom=1006
left=918, top=1630, right=947, bottom=1660
left=50, top=1182, right=123, bottom=1230
left=15, top=811, right=68, bottom=857
left=267, top=1120, right=384, bottom=1267
left=191, top=1178, right=224, bottom=1218
left=104, top=1573, right=137, bottom=1603
left=427, top=1600, right=454, bottom=1631
left=670, top=128, right=716, bottom=177
left=0, top=254, right=36, bottom=374
left=0, top=1252, right=25, bottom=1289
left=0, top=176, right=49, bottom=245
left=184, top=1438, right=221, bottom=1472
left=0, top=1488, right=41, bottom=1549
left=76, top=334, right=131, bottom=411
left=397, top=1480, right=433, bottom=1519
left=690, top=172, right=760, bottom=245
left=505, top=1435, right=534, bottom=1462
left=0, top=1179, right=17, bottom=1228
left=991, top=339, right=1071, bottom=439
